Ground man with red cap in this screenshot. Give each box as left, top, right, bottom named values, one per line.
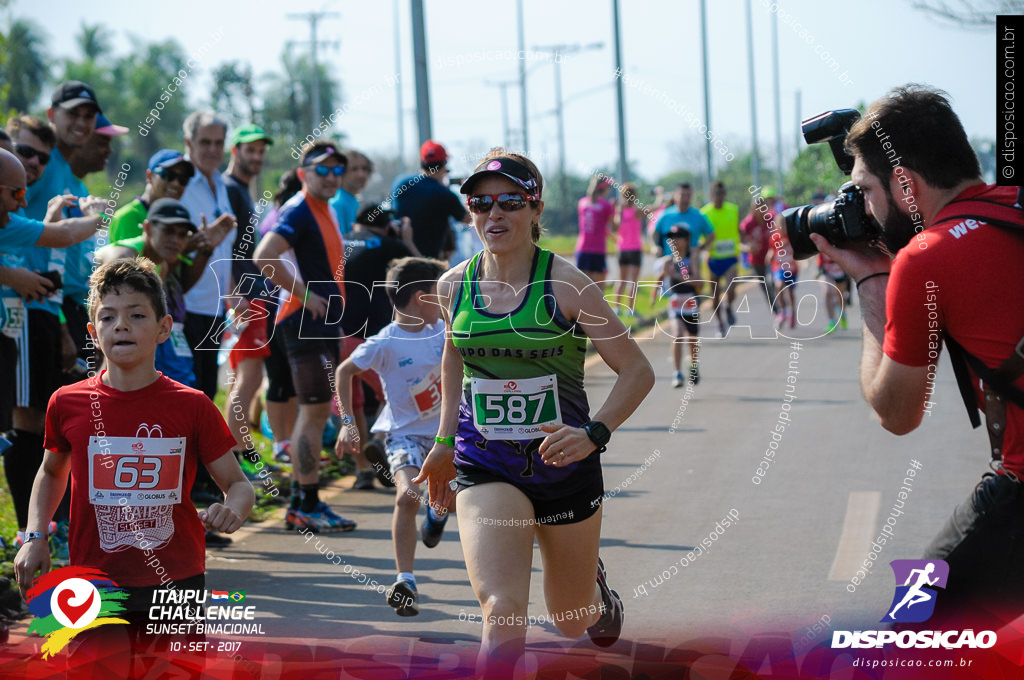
left=389, top=140, right=469, bottom=260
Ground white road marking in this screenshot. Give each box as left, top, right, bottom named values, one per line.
left=828, top=491, right=882, bottom=581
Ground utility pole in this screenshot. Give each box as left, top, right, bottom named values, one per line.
left=287, top=11, right=339, bottom=133
left=771, top=5, right=784, bottom=195
left=517, top=0, right=528, bottom=153
left=484, top=80, right=517, bottom=148
left=410, top=0, right=432, bottom=144
left=611, top=0, right=628, bottom=183
left=745, top=0, right=760, bottom=187
left=393, top=0, right=405, bottom=164
left=532, top=42, right=603, bottom=203
left=699, top=0, right=713, bottom=193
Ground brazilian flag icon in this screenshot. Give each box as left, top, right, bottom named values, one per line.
left=229, top=591, right=247, bottom=602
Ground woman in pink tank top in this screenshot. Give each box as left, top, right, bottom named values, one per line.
left=612, top=183, right=644, bottom=314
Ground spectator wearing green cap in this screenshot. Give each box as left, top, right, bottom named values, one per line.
left=222, top=124, right=276, bottom=473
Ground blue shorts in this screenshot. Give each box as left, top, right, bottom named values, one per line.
left=576, top=252, right=607, bottom=274
left=774, top=268, right=797, bottom=287
left=708, top=256, right=738, bottom=278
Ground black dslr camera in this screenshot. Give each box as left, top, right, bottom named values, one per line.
left=782, top=109, right=882, bottom=259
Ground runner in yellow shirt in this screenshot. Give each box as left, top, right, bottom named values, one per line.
left=700, top=181, right=741, bottom=336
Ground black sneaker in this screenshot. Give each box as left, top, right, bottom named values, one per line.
left=363, top=439, right=394, bottom=488
left=387, top=579, right=419, bottom=616
left=353, top=470, right=376, bottom=490
left=420, top=511, right=448, bottom=548
left=587, top=557, right=623, bottom=647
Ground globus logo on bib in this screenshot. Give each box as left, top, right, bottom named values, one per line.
left=832, top=560, right=997, bottom=650
left=504, top=381, right=519, bottom=391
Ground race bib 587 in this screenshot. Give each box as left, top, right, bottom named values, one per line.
left=471, top=374, right=562, bottom=440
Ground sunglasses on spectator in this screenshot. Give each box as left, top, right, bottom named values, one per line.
left=313, top=165, right=345, bottom=178
left=0, top=185, right=27, bottom=201
left=14, top=144, right=50, bottom=165
left=466, top=193, right=532, bottom=214
left=156, top=168, right=194, bottom=185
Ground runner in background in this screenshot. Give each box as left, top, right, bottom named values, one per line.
left=329, top=149, right=372, bottom=236
left=575, top=175, right=615, bottom=286
left=335, top=257, right=447, bottom=616
left=739, top=197, right=774, bottom=307
left=415, top=150, right=654, bottom=674
left=653, top=225, right=702, bottom=387
left=611, top=183, right=644, bottom=315
left=700, top=181, right=741, bottom=336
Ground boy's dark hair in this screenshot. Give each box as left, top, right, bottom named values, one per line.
left=677, top=182, right=692, bottom=191
left=846, top=84, right=981, bottom=190
left=88, top=257, right=168, bottom=324
left=386, top=257, right=448, bottom=309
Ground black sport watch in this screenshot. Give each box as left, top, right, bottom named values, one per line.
left=583, top=420, right=611, bottom=453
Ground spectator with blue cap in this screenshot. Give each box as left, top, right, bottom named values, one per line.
left=108, top=148, right=195, bottom=243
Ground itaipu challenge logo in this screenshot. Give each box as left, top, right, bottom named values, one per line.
left=24, top=566, right=128, bottom=658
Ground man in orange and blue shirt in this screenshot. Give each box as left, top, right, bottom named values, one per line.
left=254, top=141, right=357, bottom=533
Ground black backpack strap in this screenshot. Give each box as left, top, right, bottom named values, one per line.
left=945, top=334, right=1024, bottom=419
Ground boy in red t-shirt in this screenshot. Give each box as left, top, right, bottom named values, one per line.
left=14, top=258, right=254, bottom=651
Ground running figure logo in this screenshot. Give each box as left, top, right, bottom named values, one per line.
left=881, top=559, right=949, bottom=623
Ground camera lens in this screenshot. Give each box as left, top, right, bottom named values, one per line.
left=783, top=202, right=838, bottom=260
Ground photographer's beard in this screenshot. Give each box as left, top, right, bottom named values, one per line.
left=879, top=190, right=920, bottom=254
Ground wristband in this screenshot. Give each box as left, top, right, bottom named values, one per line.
left=23, top=531, right=46, bottom=543
left=303, top=287, right=310, bottom=303
left=341, top=415, right=353, bottom=426
left=435, top=435, right=455, bottom=447
left=856, top=272, right=890, bottom=288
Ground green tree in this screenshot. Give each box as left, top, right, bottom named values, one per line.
left=211, top=60, right=256, bottom=124
left=260, top=47, right=341, bottom=146
left=76, top=22, right=110, bottom=62
left=783, top=144, right=849, bottom=206
left=1, top=19, right=49, bottom=113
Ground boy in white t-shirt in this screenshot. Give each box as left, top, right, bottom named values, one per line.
left=335, top=257, right=447, bottom=616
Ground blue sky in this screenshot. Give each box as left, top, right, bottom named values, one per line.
left=13, top=0, right=998, bottom=181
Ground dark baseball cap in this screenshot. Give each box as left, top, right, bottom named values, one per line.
left=148, top=198, right=197, bottom=232
left=666, top=224, right=691, bottom=240
left=51, top=81, right=102, bottom=113
left=300, top=142, right=347, bottom=167
left=460, top=156, right=541, bottom=200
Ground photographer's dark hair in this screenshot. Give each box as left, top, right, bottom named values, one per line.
left=846, top=85, right=981, bottom=190
left=386, top=257, right=448, bottom=308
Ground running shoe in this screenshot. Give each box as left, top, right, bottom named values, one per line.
left=689, top=363, right=700, bottom=386
left=587, top=558, right=623, bottom=647
left=825, top=318, right=839, bottom=334
left=671, top=371, right=684, bottom=389
left=726, top=307, right=736, bottom=326
left=421, top=512, right=448, bottom=548
left=285, top=505, right=357, bottom=533
left=387, top=579, right=419, bottom=616
left=839, top=313, right=848, bottom=330
left=363, top=439, right=395, bottom=488
left=273, top=443, right=292, bottom=463
left=353, top=470, right=376, bottom=490
left=315, top=502, right=358, bottom=531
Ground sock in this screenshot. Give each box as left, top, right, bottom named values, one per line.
left=398, top=572, right=416, bottom=587
left=290, top=481, right=301, bottom=510
left=300, top=484, right=320, bottom=513
left=427, top=507, right=446, bottom=523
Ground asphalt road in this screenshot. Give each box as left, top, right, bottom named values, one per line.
left=6, top=272, right=987, bottom=676
left=210, top=276, right=979, bottom=643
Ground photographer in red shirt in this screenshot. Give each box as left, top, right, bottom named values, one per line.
left=815, top=85, right=1024, bottom=625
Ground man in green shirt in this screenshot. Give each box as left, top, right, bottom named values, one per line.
left=700, top=181, right=741, bottom=336
left=108, top=148, right=194, bottom=243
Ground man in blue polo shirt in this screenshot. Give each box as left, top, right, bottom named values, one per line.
left=652, top=182, right=715, bottom=281
left=390, top=140, right=469, bottom=260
